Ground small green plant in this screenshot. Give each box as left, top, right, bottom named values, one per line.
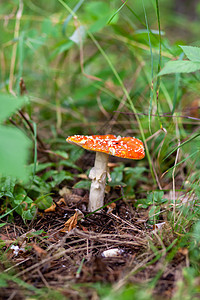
left=159, top=45, right=200, bottom=75
left=110, top=164, right=147, bottom=192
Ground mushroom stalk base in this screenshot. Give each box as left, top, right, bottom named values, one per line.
left=88, top=152, right=109, bottom=212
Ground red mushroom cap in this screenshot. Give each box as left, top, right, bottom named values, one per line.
left=66, top=135, right=145, bottom=160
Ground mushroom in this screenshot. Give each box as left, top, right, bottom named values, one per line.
left=66, top=135, right=145, bottom=212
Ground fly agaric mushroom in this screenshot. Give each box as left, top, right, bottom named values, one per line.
left=66, top=135, right=145, bottom=212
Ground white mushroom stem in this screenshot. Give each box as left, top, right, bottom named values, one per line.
left=88, top=152, right=109, bottom=212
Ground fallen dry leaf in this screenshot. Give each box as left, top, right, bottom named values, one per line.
left=0, top=234, right=14, bottom=246
left=107, top=162, right=120, bottom=169
left=57, top=198, right=66, bottom=206
left=59, top=186, right=72, bottom=197
left=44, top=203, right=56, bottom=213
left=77, top=173, right=88, bottom=180
left=80, top=225, right=88, bottom=232
left=32, top=243, right=47, bottom=257
left=60, top=209, right=84, bottom=233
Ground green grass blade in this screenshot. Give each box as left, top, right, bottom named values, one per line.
left=172, top=53, right=184, bottom=114
left=155, top=0, right=162, bottom=126
left=142, top=0, right=154, bottom=134
left=62, top=0, right=85, bottom=34
left=107, top=1, right=128, bottom=24
left=164, top=150, right=199, bottom=174
left=32, top=121, right=37, bottom=179
left=0, top=205, right=20, bottom=219
left=163, top=132, right=200, bottom=161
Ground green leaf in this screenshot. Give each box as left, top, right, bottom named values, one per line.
left=158, top=61, right=200, bottom=75
left=35, top=162, right=55, bottom=173
left=49, top=170, right=73, bottom=188
left=135, top=198, right=149, bottom=209
left=13, top=194, right=32, bottom=205
left=149, top=205, right=160, bottom=222
left=180, top=45, right=200, bottom=62
left=0, top=277, right=8, bottom=288
left=0, top=94, right=27, bottom=123
left=27, top=229, right=46, bottom=236
left=89, top=16, right=109, bottom=33
left=22, top=205, right=37, bottom=221
left=111, top=167, right=123, bottom=183
left=85, top=1, right=110, bottom=19
left=31, top=176, right=51, bottom=194
left=0, top=126, right=31, bottom=181
left=124, top=166, right=147, bottom=176
left=35, top=195, right=53, bottom=210
left=52, top=150, right=69, bottom=160
left=58, top=160, right=81, bottom=171
left=0, top=176, right=16, bottom=195
left=73, top=180, right=91, bottom=190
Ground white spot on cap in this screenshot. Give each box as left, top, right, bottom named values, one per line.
left=109, top=147, right=116, bottom=155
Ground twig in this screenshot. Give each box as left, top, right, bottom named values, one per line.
left=114, top=253, right=156, bottom=291
left=109, top=213, right=143, bottom=233
left=13, top=244, right=104, bottom=278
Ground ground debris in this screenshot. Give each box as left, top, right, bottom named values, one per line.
left=0, top=201, right=189, bottom=300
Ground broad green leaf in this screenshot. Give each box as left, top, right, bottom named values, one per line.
left=73, top=180, right=91, bottom=189
left=22, top=205, right=37, bottom=221
left=32, top=176, right=51, bottom=194
left=57, top=41, right=73, bottom=54
left=111, top=167, right=123, bottom=183
left=27, top=229, right=45, bottom=236
left=50, top=41, right=73, bottom=60
left=13, top=195, right=33, bottom=205
left=192, top=221, right=200, bottom=242
left=52, top=150, right=69, bottom=159
left=89, top=16, right=110, bottom=33
left=34, top=162, right=55, bottom=173
left=0, top=94, right=27, bottom=123
left=0, top=176, right=16, bottom=194
left=149, top=205, right=160, bottom=222
left=58, top=160, right=81, bottom=171
left=0, top=277, right=8, bottom=288
left=50, top=170, right=73, bottom=187
left=35, top=195, right=53, bottom=210
left=158, top=60, right=200, bottom=76
left=0, top=126, right=31, bottom=181
left=85, top=1, right=110, bottom=19
left=41, top=18, right=58, bottom=37
left=124, top=166, right=147, bottom=175
left=180, top=45, right=200, bottom=62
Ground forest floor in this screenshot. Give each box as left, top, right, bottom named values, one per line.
left=0, top=185, right=189, bottom=300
